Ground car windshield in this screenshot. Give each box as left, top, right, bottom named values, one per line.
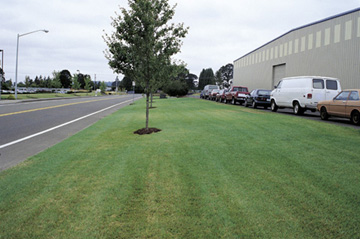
left=233, top=87, right=247, bottom=92
left=258, top=90, right=271, bottom=95
left=335, top=91, right=350, bottom=100
left=349, top=91, right=360, bottom=101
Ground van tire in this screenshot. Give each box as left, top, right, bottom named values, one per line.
left=320, top=107, right=329, bottom=120
left=271, top=100, right=278, bottom=112
left=351, top=110, right=360, bottom=125
left=293, top=102, right=304, bottom=115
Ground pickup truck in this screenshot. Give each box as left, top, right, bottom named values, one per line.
left=225, top=86, right=250, bottom=105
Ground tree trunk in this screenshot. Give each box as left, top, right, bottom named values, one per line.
left=146, top=92, right=149, bottom=130
left=150, top=92, right=153, bottom=108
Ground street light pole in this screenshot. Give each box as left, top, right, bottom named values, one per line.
left=15, top=29, right=49, bottom=99
left=0, top=49, right=3, bottom=100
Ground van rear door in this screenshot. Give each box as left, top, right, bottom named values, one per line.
left=325, top=79, right=341, bottom=100
left=312, top=78, right=325, bottom=104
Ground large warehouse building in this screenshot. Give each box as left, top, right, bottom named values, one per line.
left=233, top=8, right=360, bottom=90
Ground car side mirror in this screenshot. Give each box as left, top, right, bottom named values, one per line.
left=274, top=86, right=277, bottom=89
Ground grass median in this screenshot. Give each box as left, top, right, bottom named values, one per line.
left=0, top=97, right=359, bottom=238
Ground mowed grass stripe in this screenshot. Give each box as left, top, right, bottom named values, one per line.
left=0, top=97, right=359, bottom=238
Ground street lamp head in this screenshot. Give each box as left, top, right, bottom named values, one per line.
left=44, top=30, right=49, bottom=33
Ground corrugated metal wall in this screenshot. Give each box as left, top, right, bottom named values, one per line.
left=233, top=9, right=360, bottom=91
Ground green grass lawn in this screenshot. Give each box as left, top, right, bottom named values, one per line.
left=0, top=98, right=359, bottom=238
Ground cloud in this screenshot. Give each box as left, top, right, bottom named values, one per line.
left=1, top=0, right=359, bottom=83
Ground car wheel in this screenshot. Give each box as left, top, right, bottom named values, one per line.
left=351, top=110, right=360, bottom=125
left=320, top=107, right=329, bottom=120
left=252, top=101, right=257, bottom=109
left=271, top=100, right=278, bottom=112
left=293, top=102, right=304, bottom=115
left=232, top=98, right=236, bottom=105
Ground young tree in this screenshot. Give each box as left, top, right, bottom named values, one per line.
left=25, top=76, right=31, bottom=88
left=104, top=0, right=188, bottom=133
left=84, top=75, right=92, bottom=91
left=52, top=71, right=61, bottom=88
left=100, top=81, right=107, bottom=93
left=72, top=75, right=80, bottom=90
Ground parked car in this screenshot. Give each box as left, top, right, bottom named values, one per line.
left=245, top=89, right=272, bottom=109
left=270, top=76, right=341, bottom=115
left=317, top=89, right=360, bottom=125
left=203, top=85, right=219, bottom=99
left=209, top=89, right=220, bottom=100
left=225, top=86, right=250, bottom=105
left=216, top=89, right=228, bottom=103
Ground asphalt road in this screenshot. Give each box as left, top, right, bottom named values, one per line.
left=0, top=95, right=142, bottom=171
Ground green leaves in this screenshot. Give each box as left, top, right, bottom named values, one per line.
left=104, top=0, right=188, bottom=88
left=104, top=0, right=188, bottom=129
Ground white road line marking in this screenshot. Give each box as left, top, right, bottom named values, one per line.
left=0, top=98, right=140, bottom=149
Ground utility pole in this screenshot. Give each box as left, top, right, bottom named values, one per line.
left=0, top=49, right=3, bottom=100
left=94, top=74, right=97, bottom=96
left=115, top=76, right=119, bottom=93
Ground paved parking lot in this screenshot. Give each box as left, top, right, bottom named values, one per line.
left=193, top=95, right=359, bottom=129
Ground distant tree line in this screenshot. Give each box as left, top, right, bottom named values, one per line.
left=113, top=63, right=233, bottom=95
left=1, top=64, right=234, bottom=94
left=0, top=69, right=106, bottom=92
left=198, top=63, right=233, bottom=90
left=116, top=65, right=199, bottom=97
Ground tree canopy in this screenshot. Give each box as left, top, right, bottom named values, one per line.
left=104, top=0, right=188, bottom=132
left=217, top=63, right=233, bottom=88
left=198, top=68, right=215, bottom=90
left=60, top=70, right=72, bottom=88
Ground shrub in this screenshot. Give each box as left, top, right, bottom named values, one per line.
left=164, top=80, right=188, bottom=97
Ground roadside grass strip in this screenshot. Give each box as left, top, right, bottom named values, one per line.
left=0, top=98, right=359, bottom=238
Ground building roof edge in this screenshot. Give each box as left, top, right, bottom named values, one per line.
left=234, top=7, right=360, bottom=62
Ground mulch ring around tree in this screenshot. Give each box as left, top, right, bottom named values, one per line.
left=134, top=128, right=162, bottom=135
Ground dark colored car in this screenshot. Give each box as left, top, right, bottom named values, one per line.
left=245, top=89, right=272, bottom=109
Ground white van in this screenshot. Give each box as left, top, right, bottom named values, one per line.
left=270, top=76, right=341, bottom=115
left=203, top=85, right=219, bottom=99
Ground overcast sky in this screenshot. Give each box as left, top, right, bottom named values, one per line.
left=1, top=0, right=359, bottom=83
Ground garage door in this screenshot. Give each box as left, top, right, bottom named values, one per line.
left=272, top=64, right=286, bottom=88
